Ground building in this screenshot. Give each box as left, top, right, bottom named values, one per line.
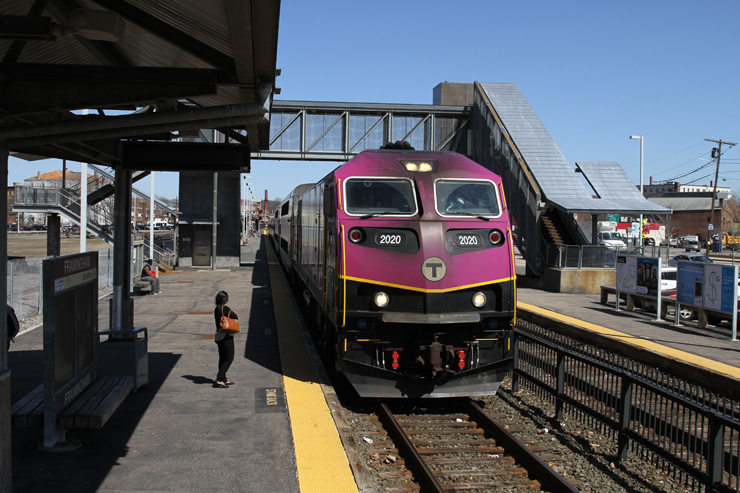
left=177, top=172, right=241, bottom=267
left=647, top=191, right=740, bottom=241
left=643, top=177, right=731, bottom=197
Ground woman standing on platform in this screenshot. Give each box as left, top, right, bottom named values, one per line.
left=213, top=290, right=237, bottom=388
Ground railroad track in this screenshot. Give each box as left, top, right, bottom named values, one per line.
left=356, top=398, right=579, bottom=493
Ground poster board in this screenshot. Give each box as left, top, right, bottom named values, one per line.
left=676, top=262, right=738, bottom=340
left=616, top=254, right=663, bottom=319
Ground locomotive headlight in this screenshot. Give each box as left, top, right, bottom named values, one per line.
left=404, top=162, right=419, bottom=172
left=418, top=162, right=433, bottom=172
left=374, top=291, right=390, bottom=308
left=472, top=291, right=487, bottom=308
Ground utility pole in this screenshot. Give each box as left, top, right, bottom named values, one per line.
left=705, top=138, right=737, bottom=255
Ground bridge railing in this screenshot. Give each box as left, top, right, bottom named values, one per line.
left=543, top=244, right=673, bottom=269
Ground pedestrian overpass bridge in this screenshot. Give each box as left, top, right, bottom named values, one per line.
left=252, top=82, right=669, bottom=274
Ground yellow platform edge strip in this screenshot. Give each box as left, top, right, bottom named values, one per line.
left=518, top=301, right=740, bottom=380
left=267, top=246, right=358, bottom=493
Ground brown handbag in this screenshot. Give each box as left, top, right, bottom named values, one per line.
left=219, top=306, right=240, bottom=334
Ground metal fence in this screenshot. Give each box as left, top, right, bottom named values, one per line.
left=6, top=247, right=114, bottom=320
left=513, top=319, right=740, bottom=492
left=544, top=244, right=672, bottom=269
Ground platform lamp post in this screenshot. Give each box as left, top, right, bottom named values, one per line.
left=247, top=187, right=254, bottom=236
left=630, top=135, right=644, bottom=247
left=242, top=175, right=251, bottom=242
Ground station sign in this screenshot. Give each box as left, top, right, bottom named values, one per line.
left=42, top=251, right=99, bottom=448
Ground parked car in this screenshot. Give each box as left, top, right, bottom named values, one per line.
left=669, top=237, right=678, bottom=247
left=667, top=253, right=714, bottom=267
left=684, top=240, right=701, bottom=252
left=643, top=237, right=656, bottom=246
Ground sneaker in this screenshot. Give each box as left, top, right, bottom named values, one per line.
left=153, top=292, right=160, bottom=295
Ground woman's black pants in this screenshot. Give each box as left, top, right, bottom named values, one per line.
left=215, top=335, right=234, bottom=382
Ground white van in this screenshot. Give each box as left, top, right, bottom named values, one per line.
left=597, top=231, right=626, bottom=248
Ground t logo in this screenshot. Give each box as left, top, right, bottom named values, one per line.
left=422, top=256, right=446, bottom=281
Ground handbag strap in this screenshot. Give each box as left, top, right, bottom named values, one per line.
left=221, top=305, right=231, bottom=318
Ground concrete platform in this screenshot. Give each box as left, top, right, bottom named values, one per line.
left=9, top=236, right=303, bottom=492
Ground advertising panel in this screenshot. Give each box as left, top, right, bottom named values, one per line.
left=677, top=262, right=738, bottom=314
left=677, top=262, right=704, bottom=306
left=636, top=257, right=659, bottom=296
left=617, top=255, right=660, bottom=297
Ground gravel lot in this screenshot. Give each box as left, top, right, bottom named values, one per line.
left=7, top=232, right=110, bottom=258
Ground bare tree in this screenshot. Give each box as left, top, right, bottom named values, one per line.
left=650, top=214, right=680, bottom=245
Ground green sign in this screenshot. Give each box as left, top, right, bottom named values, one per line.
left=607, top=214, right=619, bottom=222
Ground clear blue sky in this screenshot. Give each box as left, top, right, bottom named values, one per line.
left=8, top=0, right=740, bottom=202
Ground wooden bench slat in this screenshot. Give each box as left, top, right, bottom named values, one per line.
left=11, top=376, right=137, bottom=431
left=58, top=377, right=118, bottom=429
left=27, top=401, right=45, bottom=428
left=87, top=377, right=134, bottom=428
left=11, top=384, right=44, bottom=428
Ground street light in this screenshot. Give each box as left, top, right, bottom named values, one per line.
left=630, top=135, right=644, bottom=246
left=242, top=176, right=251, bottom=243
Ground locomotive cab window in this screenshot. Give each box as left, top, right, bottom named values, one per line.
left=344, top=178, right=417, bottom=216
left=435, top=179, right=501, bottom=218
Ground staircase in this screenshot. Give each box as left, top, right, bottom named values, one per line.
left=13, top=181, right=178, bottom=267
left=540, top=209, right=576, bottom=246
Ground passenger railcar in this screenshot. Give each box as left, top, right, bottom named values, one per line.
left=270, top=149, right=516, bottom=398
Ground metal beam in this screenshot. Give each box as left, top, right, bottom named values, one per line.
left=2, top=99, right=269, bottom=146
left=44, top=0, right=130, bottom=67
left=0, top=63, right=244, bottom=85
left=0, top=15, right=56, bottom=41
left=2, top=0, right=52, bottom=63
left=89, top=0, right=236, bottom=70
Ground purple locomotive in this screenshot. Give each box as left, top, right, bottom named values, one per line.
left=270, top=149, right=516, bottom=398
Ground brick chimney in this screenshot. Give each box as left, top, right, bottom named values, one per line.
left=649, top=176, right=653, bottom=185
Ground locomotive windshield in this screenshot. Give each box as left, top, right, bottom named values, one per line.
left=345, top=178, right=417, bottom=216
left=435, top=179, right=500, bottom=217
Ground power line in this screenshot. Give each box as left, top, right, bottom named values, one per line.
left=645, top=141, right=706, bottom=164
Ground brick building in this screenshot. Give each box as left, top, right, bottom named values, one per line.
left=648, top=192, right=740, bottom=241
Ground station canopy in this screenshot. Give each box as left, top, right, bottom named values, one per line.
left=0, top=0, right=280, bottom=167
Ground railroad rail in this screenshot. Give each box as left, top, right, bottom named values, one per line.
left=367, top=399, right=578, bottom=492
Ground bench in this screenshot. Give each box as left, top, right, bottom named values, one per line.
left=600, top=285, right=677, bottom=319
left=133, top=280, right=152, bottom=294
left=11, top=376, right=134, bottom=429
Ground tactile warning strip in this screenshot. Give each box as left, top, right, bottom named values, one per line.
left=266, top=246, right=358, bottom=493
left=518, top=301, right=740, bottom=380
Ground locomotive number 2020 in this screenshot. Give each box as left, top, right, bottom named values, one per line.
left=376, top=233, right=405, bottom=246
left=455, top=234, right=480, bottom=247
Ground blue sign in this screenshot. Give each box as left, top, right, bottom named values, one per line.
left=721, top=269, right=735, bottom=313
left=677, top=263, right=704, bottom=306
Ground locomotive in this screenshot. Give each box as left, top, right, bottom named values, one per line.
left=269, top=149, right=516, bottom=398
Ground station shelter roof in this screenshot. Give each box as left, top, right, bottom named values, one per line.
left=0, top=0, right=280, bottom=168
left=478, top=83, right=670, bottom=216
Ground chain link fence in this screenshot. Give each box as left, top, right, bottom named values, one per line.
left=6, top=247, right=113, bottom=320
